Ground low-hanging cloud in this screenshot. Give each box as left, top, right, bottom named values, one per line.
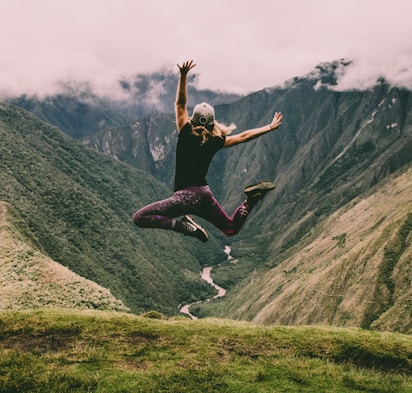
left=1, top=0, right=411, bottom=99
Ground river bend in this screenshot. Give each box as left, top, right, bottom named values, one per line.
left=179, top=266, right=226, bottom=320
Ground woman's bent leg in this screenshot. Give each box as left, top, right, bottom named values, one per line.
left=132, top=188, right=210, bottom=242
left=133, top=186, right=259, bottom=238
left=193, top=188, right=256, bottom=237
left=133, top=194, right=189, bottom=231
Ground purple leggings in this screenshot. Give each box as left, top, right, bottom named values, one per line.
left=133, top=186, right=254, bottom=236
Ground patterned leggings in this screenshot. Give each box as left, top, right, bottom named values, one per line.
left=133, top=186, right=255, bottom=236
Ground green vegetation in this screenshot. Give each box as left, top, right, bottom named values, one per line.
left=1, top=309, right=412, bottom=393
left=0, top=200, right=130, bottom=312
left=332, top=233, right=347, bottom=248
left=0, top=103, right=222, bottom=315
left=11, top=93, right=128, bottom=139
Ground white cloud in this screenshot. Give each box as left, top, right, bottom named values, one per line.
left=0, top=0, right=411, bottom=97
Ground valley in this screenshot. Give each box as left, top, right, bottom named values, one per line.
left=1, top=60, right=411, bottom=333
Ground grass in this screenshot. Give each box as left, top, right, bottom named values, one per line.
left=1, top=309, right=412, bottom=392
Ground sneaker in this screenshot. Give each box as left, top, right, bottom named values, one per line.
left=243, top=181, right=276, bottom=200
left=181, top=215, right=208, bottom=243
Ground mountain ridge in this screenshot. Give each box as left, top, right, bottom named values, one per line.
left=9, top=70, right=243, bottom=140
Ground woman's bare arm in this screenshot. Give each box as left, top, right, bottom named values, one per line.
left=175, top=60, right=196, bottom=132
left=224, top=112, right=283, bottom=148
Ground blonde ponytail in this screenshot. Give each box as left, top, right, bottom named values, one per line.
left=211, top=120, right=236, bottom=138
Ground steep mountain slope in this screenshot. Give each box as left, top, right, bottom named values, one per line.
left=199, top=165, right=412, bottom=333
left=0, top=102, right=223, bottom=314
left=218, top=76, right=412, bottom=245
left=11, top=92, right=128, bottom=139
left=0, top=201, right=129, bottom=311
left=82, top=113, right=177, bottom=187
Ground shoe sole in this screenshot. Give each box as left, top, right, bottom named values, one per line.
left=244, top=181, right=276, bottom=194
left=183, top=215, right=208, bottom=243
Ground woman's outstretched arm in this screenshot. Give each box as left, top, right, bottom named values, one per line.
left=224, top=112, right=283, bottom=148
left=175, top=60, right=196, bottom=132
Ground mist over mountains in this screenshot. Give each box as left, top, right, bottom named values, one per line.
left=2, top=59, right=412, bottom=333
left=9, top=70, right=243, bottom=139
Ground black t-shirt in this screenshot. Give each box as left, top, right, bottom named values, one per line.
left=174, top=123, right=226, bottom=191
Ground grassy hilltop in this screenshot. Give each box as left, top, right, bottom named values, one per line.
left=1, top=309, right=412, bottom=393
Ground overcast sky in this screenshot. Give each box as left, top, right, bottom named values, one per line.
left=1, top=0, right=411, bottom=97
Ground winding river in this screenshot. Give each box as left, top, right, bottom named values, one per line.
left=179, top=265, right=227, bottom=320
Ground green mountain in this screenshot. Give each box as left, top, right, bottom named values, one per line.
left=204, top=75, right=412, bottom=332
left=195, top=164, right=412, bottom=333
left=81, top=64, right=412, bottom=224
left=82, top=63, right=412, bottom=332
left=10, top=91, right=128, bottom=139
left=2, top=60, right=412, bottom=333
left=0, top=201, right=129, bottom=311
left=0, top=102, right=224, bottom=314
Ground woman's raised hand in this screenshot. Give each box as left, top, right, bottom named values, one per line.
left=177, top=60, right=196, bottom=75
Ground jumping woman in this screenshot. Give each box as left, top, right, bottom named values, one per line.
left=133, top=60, right=283, bottom=242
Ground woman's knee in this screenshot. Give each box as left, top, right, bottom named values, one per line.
left=132, top=210, right=144, bottom=226
left=220, top=227, right=239, bottom=237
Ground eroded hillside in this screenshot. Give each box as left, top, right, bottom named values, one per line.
left=220, top=166, right=412, bottom=333
left=0, top=201, right=129, bottom=311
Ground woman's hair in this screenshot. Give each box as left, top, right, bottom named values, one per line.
left=212, top=120, right=236, bottom=137
left=190, top=120, right=236, bottom=140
